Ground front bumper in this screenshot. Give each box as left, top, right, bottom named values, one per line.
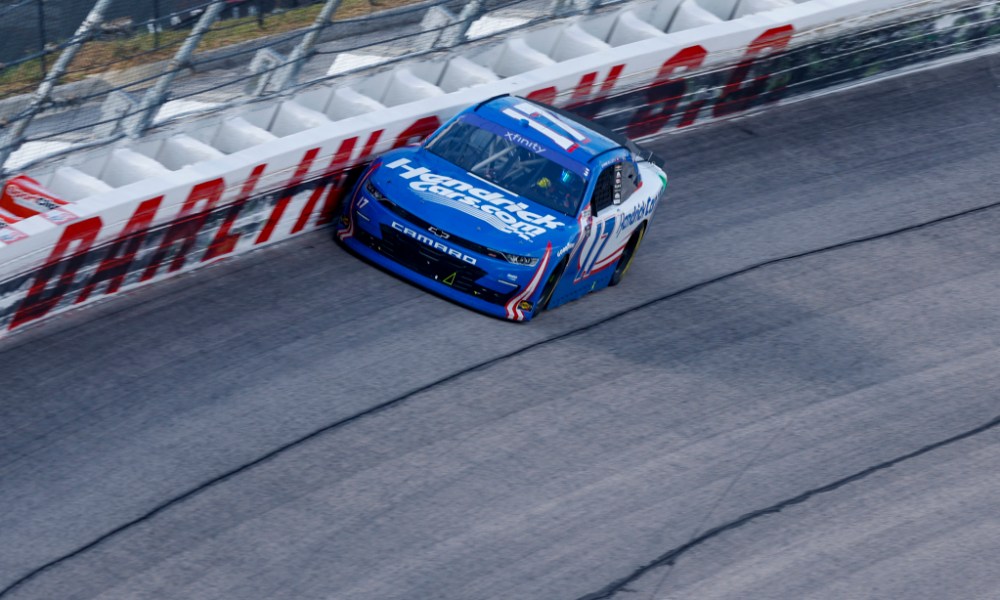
left=335, top=185, right=546, bottom=321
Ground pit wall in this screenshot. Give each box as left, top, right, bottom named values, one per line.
left=0, top=0, right=998, bottom=335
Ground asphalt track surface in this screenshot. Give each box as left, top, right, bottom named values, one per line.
left=2, top=52, right=1000, bottom=599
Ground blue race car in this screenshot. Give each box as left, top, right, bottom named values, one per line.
left=335, top=95, right=667, bottom=321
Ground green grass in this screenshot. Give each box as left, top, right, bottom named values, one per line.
left=0, top=0, right=418, bottom=98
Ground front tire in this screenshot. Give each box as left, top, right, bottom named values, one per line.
left=537, top=256, right=569, bottom=313
left=609, top=222, right=646, bottom=287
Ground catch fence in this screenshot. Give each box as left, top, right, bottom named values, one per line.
left=0, top=0, right=611, bottom=174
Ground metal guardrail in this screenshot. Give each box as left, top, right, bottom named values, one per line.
left=0, top=0, right=612, bottom=175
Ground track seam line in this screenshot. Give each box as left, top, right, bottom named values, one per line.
left=3, top=198, right=1000, bottom=598
left=576, top=412, right=1000, bottom=600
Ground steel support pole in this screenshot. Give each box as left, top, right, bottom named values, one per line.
left=0, top=0, right=114, bottom=172
left=271, top=0, right=342, bottom=91
left=36, top=0, right=48, bottom=74
left=450, top=0, right=482, bottom=47
left=127, top=0, right=227, bottom=137
left=153, top=0, right=162, bottom=49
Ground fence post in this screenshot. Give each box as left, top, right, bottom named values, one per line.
left=271, top=0, right=342, bottom=91
left=0, top=0, right=114, bottom=173
left=126, top=0, right=227, bottom=137
left=36, top=0, right=49, bottom=74
left=153, top=0, right=161, bottom=49
left=446, top=0, right=483, bottom=48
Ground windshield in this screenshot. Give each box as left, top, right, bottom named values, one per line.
left=426, top=118, right=587, bottom=216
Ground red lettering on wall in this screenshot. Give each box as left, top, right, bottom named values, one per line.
left=526, top=86, right=558, bottom=105
left=360, top=129, right=383, bottom=158
left=308, top=130, right=386, bottom=229
left=314, top=168, right=359, bottom=226
left=528, top=66, right=626, bottom=116
left=76, top=196, right=162, bottom=303
left=568, top=65, right=627, bottom=120
left=625, top=45, right=708, bottom=138
left=203, top=164, right=267, bottom=261
left=255, top=148, right=320, bottom=245
left=292, top=136, right=359, bottom=233
left=713, top=25, right=794, bottom=118
left=571, top=64, right=625, bottom=103
left=392, top=117, right=441, bottom=149
left=9, top=217, right=102, bottom=330
left=141, top=177, right=225, bottom=281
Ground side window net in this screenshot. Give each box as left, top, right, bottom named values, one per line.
left=592, top=164, right=619, bottom=213
left=621, top=162, right=638, bottom=200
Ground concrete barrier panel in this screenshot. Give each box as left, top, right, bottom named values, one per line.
left=649, top=0, right=688, bottom=30
left=326, top=87, right=389, bottom=120
left=669, top=1, right=724, bottom=33
left=46, top=167, right=113, bottom=202
left=378, top=69, right=446, bottom=107
left=609, top=10, right=671, bottom=45
left=271, top=102, right=336, bottom=137
left=2, top=0, right=997, bottom=337
left=549, top=24, right=613, bottom=61
left=100, top=150, right=173, bottom=189
left=157, top=135, right=227, bottom=171
left=436, top=56, right=503, bottom=91
left=211, top=118, right=280, bottom=154
left=486, top=38, right=558, bottom=77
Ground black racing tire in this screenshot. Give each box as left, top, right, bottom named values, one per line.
left=609, top=222, right=647, bottom=287
left=537, top=256, right=569, bottom=313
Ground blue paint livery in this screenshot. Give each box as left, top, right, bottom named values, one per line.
left=335, top=95, right=667, bottom=321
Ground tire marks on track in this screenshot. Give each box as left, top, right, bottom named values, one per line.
left=6, top=178, right=1000, bottom=599
left=577, top=412, right=1000, bottom=600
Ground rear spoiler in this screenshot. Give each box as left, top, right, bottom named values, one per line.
left=631, top=146, right=667, bottom=170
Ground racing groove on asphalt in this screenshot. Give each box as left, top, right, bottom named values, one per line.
left=2, top=53, right=999, bottom=599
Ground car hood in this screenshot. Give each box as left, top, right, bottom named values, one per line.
left=369, top=147, right=576, bottom=255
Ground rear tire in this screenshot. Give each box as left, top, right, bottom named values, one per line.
left=609, top=223, right=646, bottom=287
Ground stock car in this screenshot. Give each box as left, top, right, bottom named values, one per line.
left=335, top=95, right=667, bottom=321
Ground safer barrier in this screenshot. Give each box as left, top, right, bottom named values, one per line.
left=0, top=0, right=998, bottom=336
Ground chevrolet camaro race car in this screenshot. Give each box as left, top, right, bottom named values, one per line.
left=335, top=95, right=667, bottom=321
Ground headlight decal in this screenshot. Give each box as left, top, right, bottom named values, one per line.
left=500, top=251, right=539, bottom=267
left=365, top=180, right=388, bottom=202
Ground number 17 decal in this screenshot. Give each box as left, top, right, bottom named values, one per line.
left=575, top=216, right=616, bottom=282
